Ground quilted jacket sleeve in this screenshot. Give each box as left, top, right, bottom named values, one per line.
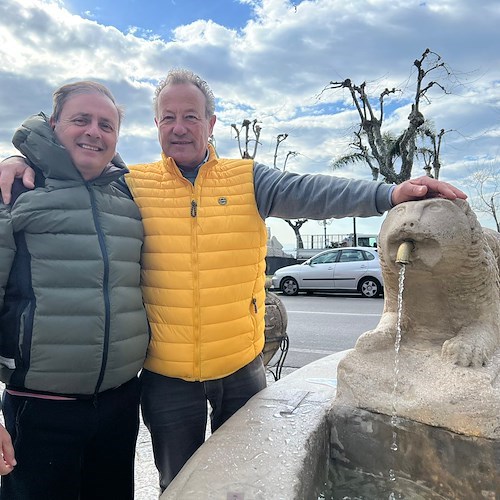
left=0, top=203, right=15, bottom=309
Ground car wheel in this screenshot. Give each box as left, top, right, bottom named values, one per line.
left=359, top=277, right=381, bottom=298
left=281, top=277, right=299, bottom=296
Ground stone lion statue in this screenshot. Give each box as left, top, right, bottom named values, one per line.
left=356, top=198, right=500, bottom=367
left=335, top=198, right=500, bottom=438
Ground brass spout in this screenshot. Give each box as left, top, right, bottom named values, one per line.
left=396, top=241, right=414, bottom=265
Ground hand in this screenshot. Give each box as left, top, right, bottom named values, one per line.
left=391, top=176, right=467, bottom=206
left=0, top=425, right=16, bottom=475
left=0, top=156, right=35, bottom=204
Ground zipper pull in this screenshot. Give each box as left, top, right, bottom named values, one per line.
left=252, top=297, right=258, bottom=313
left=191, top=200, right=197, bottom=217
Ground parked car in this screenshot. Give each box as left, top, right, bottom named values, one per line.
left=271, top=246, right=383, bottom=298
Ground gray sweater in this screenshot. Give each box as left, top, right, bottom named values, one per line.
left=253, top=162, right=393, bottom=220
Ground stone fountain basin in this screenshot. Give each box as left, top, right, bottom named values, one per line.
left=161, top=351, right=500, bottom=499
left=161, top=352, right=342, bottom=499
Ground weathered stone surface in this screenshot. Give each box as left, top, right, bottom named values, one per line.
left=335, top=198, right=500, bottom=438
left=162, top=353, right=343, bottom=500
left=329, top=405, right=500, bottom=500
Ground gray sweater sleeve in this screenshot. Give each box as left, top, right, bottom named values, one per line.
left=253, top=162, right=394, bottom=220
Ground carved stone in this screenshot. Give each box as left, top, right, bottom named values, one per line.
left=335, top=198, right=500, bottom=438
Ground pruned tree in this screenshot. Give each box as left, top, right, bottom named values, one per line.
left=418, top=126, right=448, bottom=180
left=272, top=134, right=308, bottom=249
left=467, top=163, right=500, bottom=231
left=283, top=150, right=298, bottom=171
left=324, top=49, right=452, bottom=184
left=231, top=119, right=262, bottom=159
left=273, top=134, right=288, bottom=169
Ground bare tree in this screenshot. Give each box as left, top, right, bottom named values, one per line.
left=271, top=134, right=308, bottom=250
left=231, top=119, right=262, bottom=159
left=324, top=49, right=452, bottom=184
left=283, top=151, right=298, bottom=171
left=273, top=134, right=288, bottom=169
left=467, top=163, right=500, bottom=231
left=417, top=125, right=450, bottom=180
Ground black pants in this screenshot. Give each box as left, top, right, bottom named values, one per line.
left=141, top=355, right=267, bottom=492
left=0, top=377, right=140, bottom=500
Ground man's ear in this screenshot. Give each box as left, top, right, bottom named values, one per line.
left=154, top=116, right=159, bottom=127
left=209, top=115, right=216, bottom=135
left=49, top=116, right=56, bottom=129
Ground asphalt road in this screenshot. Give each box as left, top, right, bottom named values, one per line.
left=268, top=292, right=384, bottom=378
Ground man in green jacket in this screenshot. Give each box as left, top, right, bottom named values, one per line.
left=0, top=82, right=149, bottom=499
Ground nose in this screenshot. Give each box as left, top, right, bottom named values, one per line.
left=398, top=203, right=426, bottom=233
left=85, top=120, right=101, bottom=138
left=171, top=119, right=187, bottom=135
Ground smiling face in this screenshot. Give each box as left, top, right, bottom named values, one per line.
left=155, top=82, right=216, bottom=169
left=50, top=92, right=119, bottom=180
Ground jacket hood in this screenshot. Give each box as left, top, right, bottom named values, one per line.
left=12, top=112, right=128, bottom=182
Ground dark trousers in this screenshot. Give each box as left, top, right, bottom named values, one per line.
left=141, top=355, right=267, bottom=492
left=0, top=377, right=140, bottom=500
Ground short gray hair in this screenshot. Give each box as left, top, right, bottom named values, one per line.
left=51, top=81, right=124, bottom=128
left=154, top=69, right=215, bottom=119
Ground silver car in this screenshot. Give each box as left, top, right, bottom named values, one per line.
left=271, top=246, right=383, bottom=298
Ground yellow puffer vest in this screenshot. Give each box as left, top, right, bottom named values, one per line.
left=126, top=147, right=267, bottom=381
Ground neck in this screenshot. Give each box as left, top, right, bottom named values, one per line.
left=175, top=149, right=209, bottom=171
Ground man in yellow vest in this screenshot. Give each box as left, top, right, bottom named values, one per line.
left=0, top=69, right=467, bottom=492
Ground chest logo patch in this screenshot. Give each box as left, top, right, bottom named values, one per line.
left=218, top=197, right=228, bottom=206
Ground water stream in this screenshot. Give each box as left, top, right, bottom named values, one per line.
left=321, top=265, right=418, bottom=500
left=388, top=264, right=406, bottom=498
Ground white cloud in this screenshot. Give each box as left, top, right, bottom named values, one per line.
left=1, top=0, right=499, bottom=243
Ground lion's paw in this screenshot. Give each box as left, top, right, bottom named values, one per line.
left=441, top=337, right=490, bottom=368
left=355, top=328, right=394, bottom=352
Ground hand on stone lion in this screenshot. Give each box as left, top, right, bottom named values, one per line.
left=392, top=176, right=467, bottom=206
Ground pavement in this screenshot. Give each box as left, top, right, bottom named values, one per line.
left=134, top=418, right=160, bottom=499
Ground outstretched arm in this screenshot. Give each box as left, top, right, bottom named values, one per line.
left=391, top=176, right=467, bottom=206
left=0, top=424, right=16, bottom=475
left=0, top=157, right=35, bottom=204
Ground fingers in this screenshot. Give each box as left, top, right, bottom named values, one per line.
left=0, top=170, right=16, bottom=204
left=23, top=168, right=36, bottom=189
left=391, top=176, right=467, bottom=206
left=407, top=184, right=428, bottom=198
left=0, top=429, right=16, bottom=475
left=0, top=164, right=36, bottom=205
left=411, top=176, right=467, bottom=200
left=0, top=455, right=16, bottom=475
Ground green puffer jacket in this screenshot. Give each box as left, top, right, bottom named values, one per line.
left=0, top=113, right=149, bottom=397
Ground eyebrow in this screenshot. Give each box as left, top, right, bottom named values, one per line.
left=162, top=108, right=200, bottom=115
left=69, top=112, right=116, bottom=124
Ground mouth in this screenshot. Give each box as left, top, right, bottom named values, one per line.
left=78, top=143, right=103, bottom=152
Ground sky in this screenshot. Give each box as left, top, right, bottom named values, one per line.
left=1, top=0, right=499, bottom=250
